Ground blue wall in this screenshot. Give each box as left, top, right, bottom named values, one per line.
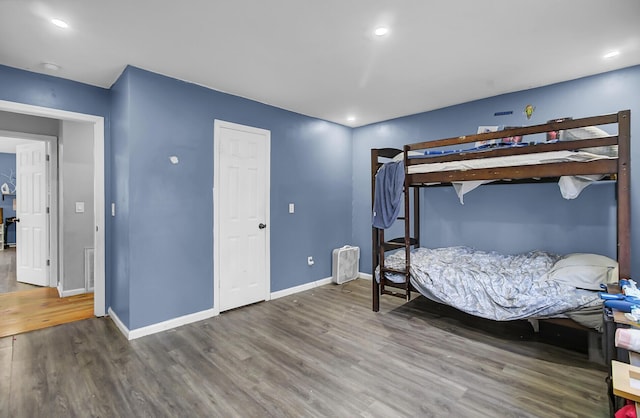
left=2, top=61, right=637, bottom=332
left=113, top=67, right=353, bottom=329
left=0, top=63, right=352, bottom=331
left=0, top=152, right=16, bottom=244
left=0, top=65, right=112, bottom=308
left=352, top=65, right=640, bottom=276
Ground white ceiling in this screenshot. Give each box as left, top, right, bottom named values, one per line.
left=0, top=1, right=638, bottom=127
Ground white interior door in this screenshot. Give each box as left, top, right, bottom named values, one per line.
left=215, top=120, right=270, bottom=312
left=16, top=141, right=48, bottom=286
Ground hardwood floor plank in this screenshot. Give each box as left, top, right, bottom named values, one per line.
left=0, top=336, right=12, bottom=413
left=4, top=279, right=609, bottom=417
left=0, top=287, right=94, bottom=338
left=0, top=248, right=37, bottom=295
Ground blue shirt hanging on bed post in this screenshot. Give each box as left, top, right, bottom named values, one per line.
left=372, top=160, right=405, bottom=229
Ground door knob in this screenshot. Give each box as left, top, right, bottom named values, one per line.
left=14, top=218, right=19, bottom=223
left=258, top=223, right=266, bottom=229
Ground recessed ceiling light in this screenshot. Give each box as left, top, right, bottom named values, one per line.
left=604, top=50, right=620, bottom=59
left=42, top=62, right=60, bottom=71
left=347, top=116, right=356, bottom=122
left=51, top=18, right=69, bottom=28
left=374, top=27, right=388, bottom=37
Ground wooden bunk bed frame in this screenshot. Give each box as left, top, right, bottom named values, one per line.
left=371, top=110, right=631, bottom=331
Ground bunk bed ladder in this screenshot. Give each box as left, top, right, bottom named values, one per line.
left=372, top=148, right=420, bottom=311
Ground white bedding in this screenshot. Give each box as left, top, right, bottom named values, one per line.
left=378, top=247, right=610, bottom=329
left=404, top=150, right=615, bottom=203
left=406, top=150, right=615, bottom=174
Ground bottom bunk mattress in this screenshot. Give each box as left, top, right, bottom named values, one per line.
left=378, top=247, right=617, bottom=330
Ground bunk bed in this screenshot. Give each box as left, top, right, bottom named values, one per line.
left=371, top=110, right=631, bottom=332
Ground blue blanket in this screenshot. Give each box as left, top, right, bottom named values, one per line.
left=372, top=161, right=404, bottom=229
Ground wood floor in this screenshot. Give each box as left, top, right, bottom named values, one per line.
left=0, top=287, right=94, bottom=338
left=0, top=245, right=94, bottom=338
left=0, top=248, right=38, bottom=294
left=0, top=279, right=609, bottom=417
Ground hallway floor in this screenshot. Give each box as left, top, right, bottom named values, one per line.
left=0, top=287, right=94, bottom=338
left=0, top=247, right=94, bottom=338
left=0, top=248, right=38, bottom=294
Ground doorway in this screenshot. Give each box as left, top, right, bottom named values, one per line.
left=213, top=120, right=270, bottom=313
left=0, top=99, right=105, bottom=317
left=0, top=131, right=57, bottom=292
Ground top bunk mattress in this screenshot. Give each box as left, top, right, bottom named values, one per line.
left=406, top=149, right=615, bottom=175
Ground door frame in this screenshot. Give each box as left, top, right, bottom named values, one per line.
left=213, top=120, right=271, bottom=315
left=0, top=100, right=106, bottom=317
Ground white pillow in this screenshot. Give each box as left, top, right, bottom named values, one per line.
left=547, top=253, right=618, bottom=290
left=562, top=126, right=618, bottom=157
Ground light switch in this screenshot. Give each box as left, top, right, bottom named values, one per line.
left=289, top=203, right=295, bottom=214
left=75, top=202, right=85, bottom=213
left=111, top=203, right=116, bottom=217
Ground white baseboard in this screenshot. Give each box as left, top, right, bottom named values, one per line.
left=270, top=276, right=333, bottom=300
left=108, top=307, right=130, bottom=339
left=108, top=306, right=218, bottom=340
left=358, top=272, right=372, bottom=280
left=58, top=287, right=88, bottom=298
left=109, top=276, right=345, bottom=340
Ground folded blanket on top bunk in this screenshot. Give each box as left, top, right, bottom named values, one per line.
left=378, top=247, right=617, bottom=330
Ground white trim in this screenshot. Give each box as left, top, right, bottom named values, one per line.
left=58, top=287, right=88, bottom=298
left=93, top=119, right=105, bottom=316
left=0, top=100, right=104, bottom=122
left=0, top=99, right=106, bottom=317
left=213, top=120, right=270, bottom=315
left=358, top=272, right=373, bottom=280
left=212, top=186, right=218, bottom=316
left=109, top=307, right=218, bottom=340
left=109, top=276, right=335, bottom=341
left=270, top=277, right=333, bottom=300
left=48, top=136, right=59, bottom=288
left=108, top=307, right=130, bottom=340
left=0, top=130, right=55, bottom=142
left=213, top=129, right=219, bottom=316
left=57, top=136, right=64, bottom=289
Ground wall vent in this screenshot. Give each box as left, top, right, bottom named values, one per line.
left=84, top=247, right=95, bottom=291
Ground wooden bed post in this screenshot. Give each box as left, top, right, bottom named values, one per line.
left=403, top=145, right=412, bottom=301
left=617, top=110, right=631, bottom=280
left=413, top=187, right=420, bottom=248
left=371, top=149, right=380, bottom=312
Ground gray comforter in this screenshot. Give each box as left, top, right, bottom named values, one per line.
left=380, top=247, right=601, bottom=322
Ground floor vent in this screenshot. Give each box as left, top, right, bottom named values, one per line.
left=332, top=245, right=360, bottom=284
left=84, top=247, right=95, bottom=291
